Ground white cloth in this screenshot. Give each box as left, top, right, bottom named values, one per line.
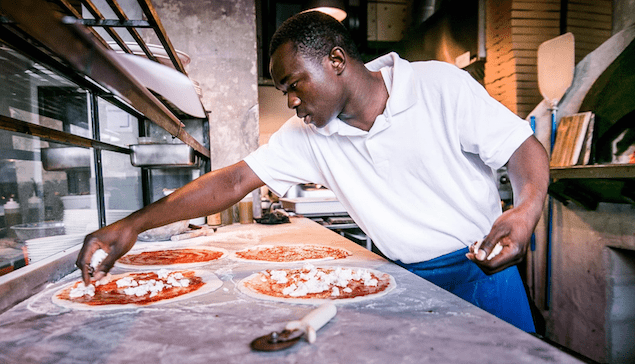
left=245, top=53, right=533, bottom=263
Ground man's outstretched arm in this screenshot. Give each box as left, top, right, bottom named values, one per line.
left=76, top=161, right=265, bottom=284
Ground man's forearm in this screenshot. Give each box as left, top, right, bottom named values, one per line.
left=506, top=135, right=550, bottom=227
left=127, top=161, right=265, bottom=234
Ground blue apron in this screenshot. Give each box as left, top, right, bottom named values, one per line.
left=395, top=247, right=535, bottom=333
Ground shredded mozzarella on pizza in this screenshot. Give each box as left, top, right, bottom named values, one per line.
left=106, top=271, right=192, bottom=297
left=269, top=270, right=288, bottom=284
left=277, top=264, right=379, bottom=297
left=69, top=283, right=95, bottom=298
left=331, top=287, right=340, bottom=297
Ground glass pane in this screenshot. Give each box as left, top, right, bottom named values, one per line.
left=0, top=43, right=92, bottom=139
left=0, top=131, right=93, bottom=273
left=142, top=119, right=206, bottom=205
left=98, top=97, right=140, bottom=149
left=146, top=119, right=204, bottom=202
left=145, top=118, right=206, bottom=146
left=100, top=150, right=142, bottom=225
left=148, top=168, right=202, bottom=203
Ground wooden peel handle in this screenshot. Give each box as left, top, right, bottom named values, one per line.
left=285, top=302, right=337, bottom=343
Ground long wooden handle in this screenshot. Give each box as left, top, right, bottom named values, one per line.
left=285, top=302, right=337, bottom=343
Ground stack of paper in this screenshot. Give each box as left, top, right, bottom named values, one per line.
left=550, top=112, right=595, bottom=167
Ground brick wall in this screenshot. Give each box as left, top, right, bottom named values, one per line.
left=484, top=0, right=612, bottom=119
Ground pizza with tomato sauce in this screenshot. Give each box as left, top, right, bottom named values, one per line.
left=231, top=244, right=351, bottom=263
left=237, top=264, right=396, bottom=305
left=52, top=269, right=222, bottom=310
left=116, top=246, right=227, bottom=269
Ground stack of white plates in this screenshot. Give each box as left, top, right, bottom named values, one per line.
left=63, top=209, right=98, bottom=235
left=63, top=209, right=134, bottom=234
left=26, top=233, right=86, bottom=264
left=106, top=209, right=134, bottom=225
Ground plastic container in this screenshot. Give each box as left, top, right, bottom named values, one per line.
left=238, top=196, right=253, bottom=224
left=4, top=198, right=22, bottom=227
left=221, top=206, right=235, bottom=225
left=27, top=193, right=44, bottom=223
left=207, top=213, right=222, bottom=226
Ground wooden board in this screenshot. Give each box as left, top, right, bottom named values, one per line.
left=550, top=112, right=594, bottom=167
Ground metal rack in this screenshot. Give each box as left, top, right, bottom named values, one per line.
left=0, top=0, right=209, bottom=158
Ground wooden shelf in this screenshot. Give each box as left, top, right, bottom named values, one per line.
left=549, top=165, right=635, bottom=210
left=551, top=164, right=635, bottom=179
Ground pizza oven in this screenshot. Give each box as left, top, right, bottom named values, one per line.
left=577, top=38, right=635, bottom=164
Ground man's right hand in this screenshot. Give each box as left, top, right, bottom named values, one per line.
left=75, top=219, right=140, bottom=285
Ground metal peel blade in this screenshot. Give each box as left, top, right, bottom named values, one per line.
left=250, top=329, right=303, bottom=351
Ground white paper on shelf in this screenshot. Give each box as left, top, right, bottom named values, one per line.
left=280, top=198, right=347, bottom=215
left=113, top=52, right=205, bottom=118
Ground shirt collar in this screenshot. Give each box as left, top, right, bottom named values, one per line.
left=311, top=117, right=368, bottom=137
left=311, top=52, right=416, bottom=137
left=365, top=52, right=417, bottom=116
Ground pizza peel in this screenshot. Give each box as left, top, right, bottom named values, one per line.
left=251, top=302, right=337, bottom=351
left=537, top=32, right=575, bottom=113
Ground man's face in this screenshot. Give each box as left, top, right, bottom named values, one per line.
left=270, top=42, right=344, bottom=128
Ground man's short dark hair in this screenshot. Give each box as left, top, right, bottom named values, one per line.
left=269, top=11, right=362, bottom=63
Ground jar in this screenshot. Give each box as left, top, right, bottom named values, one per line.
left=4, top=198, right=22, bottom=227
left=27, top=193, right=43, bottom=223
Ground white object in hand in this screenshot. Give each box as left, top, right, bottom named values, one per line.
left=90, top=249, right=108, bottom=269
left=473, top=239, right=503, bottom=261
left=487, top=243, right=503, bottom=260
left=285, top=302, right=337, bottom=344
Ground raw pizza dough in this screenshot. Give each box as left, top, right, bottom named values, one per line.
left=52, top=269, right=222, bottom=310
left=236, top=264, right=396, bottom=305
left=231, top=244, right=351, bottom=263
left=115, top=246, right=227, bottom=269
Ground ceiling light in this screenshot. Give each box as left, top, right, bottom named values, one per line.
left=302, top=0, right=347, bottom=22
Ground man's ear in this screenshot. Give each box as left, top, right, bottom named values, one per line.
left=329, top=47, right=346, bottom=75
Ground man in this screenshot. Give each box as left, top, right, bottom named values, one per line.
left=77, top=11, right=548, bottom=332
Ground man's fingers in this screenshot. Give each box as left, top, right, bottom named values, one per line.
left=76, top=238, right=103, bottom=285
left=470, top=237, right=491, bottom=261
left=477, top=228, right=509, bottom=261
left=94, top=251, right=119, bottom=278
left=476, top=238, right=495, bottom=261
left=81, top=264, right=92, bottom=285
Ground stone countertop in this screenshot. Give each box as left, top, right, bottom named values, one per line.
left=0, top=218, right=581, bottom=363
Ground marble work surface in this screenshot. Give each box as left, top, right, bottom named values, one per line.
left=0, top=218, right=582, bottom=363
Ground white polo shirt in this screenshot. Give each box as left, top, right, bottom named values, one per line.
left=245, top=52, right=533, bottom=263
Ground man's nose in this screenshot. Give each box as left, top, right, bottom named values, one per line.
left=287, top=94, right=300, bottom=109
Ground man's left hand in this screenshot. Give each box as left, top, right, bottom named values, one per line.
left=465, top=205, right=534, bottom=275
left=466, top=135, right=549, bottom=275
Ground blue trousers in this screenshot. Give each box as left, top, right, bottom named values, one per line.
left=395, top=247, right=535, bottom=333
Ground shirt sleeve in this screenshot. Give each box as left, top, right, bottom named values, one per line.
left=453, top=68, right=534, bottom=170
left=243, top=116, right=324, bottom=197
